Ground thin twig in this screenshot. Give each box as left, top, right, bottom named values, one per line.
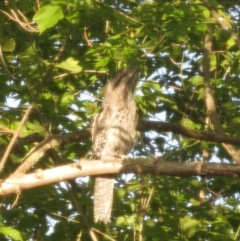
left=141, top=33, right=166, bottom=58
left=36, top=0, right=40, bottom=10
left=11, top=193, right=20, bottom=208
left=0, top=45, right=16, bottom=79
left=139, top=185, right=154, bottom=241
left=83, top=27, right=93, bottom=47
left=0, top=9, right=38, bottom=32
left=91, top=228, right=117, bottom=241
left=66, top=182, right=98, bottom=241
left=0, top=104, right=34, bottom=173
left=41, top=29, right=72, bottom=87
left=53, top=69, right=107, bottom=79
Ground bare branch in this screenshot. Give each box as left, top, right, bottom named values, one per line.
left=83, top=27, right=93, bottom=47
left=2, top=118, right=240, bottom=178
left=0, top=9, right=38, bottom=32
left=0, top=45, right=16, bottom=80
left=1, top=157, right=240, bottom=196
left=2, top=120, right=240, bottom=174
left=0, top=104, right=34, bottom=173
left=139, top=121, right=240, bottom=146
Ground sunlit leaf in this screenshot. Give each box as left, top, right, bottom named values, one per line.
left=56, top=57, right=82, bottom=72
left=0, top=227, right=23, bottom=241
left=33, top=5, right=64, bottom=33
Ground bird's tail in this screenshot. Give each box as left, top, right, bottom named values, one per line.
left=94, top=176, right=114, bottom=223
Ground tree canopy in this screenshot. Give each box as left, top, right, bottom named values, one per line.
left=1, top=0, right=240, bottom=240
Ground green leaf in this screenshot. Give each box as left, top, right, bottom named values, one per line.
left=170, top=43, right=182, bottom=58
left=66, top=11, right=80, bottom=24
left=182, top=216, right=201, bottom=238
left=55, top=57, right=82, bottom=72
left=0, top=226, right=23, bottom=241
left=232, top=116, right=240, bottom=123
left=142, top=81, right=162, bottom=94
left=2, top=0, right=240, bottom=240
left=181, top=118, right=201, bottom=130
left=59, top=93, right=74, bottom=107
left=95, top=56, right=111, bottom=68
left=226, top=37, right=236, bottom=49
left=0, top=37, right=16, bottom=52
left=144, top=220, right=166, bottom=237
left=116, top=188, right=127, bottom=199
left=188, top=75, right=203, bottom=86
left=109, top=33, right=122, bottom=40
left=33, top=5, right=64, bottom=33
left=25, top=120, right=45, bottom=135
left=115, top=216, right=126, bottom=226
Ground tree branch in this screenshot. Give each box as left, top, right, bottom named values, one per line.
left=13, top=129, right=91, bottom=174
left=3, top=120, right=240, bottom=175
left=139, top=121, right=240, bottom=146
left=4, top=120, right=240, bottom=158
left=210, top=8, right=240, bottom=48
left=0, top=104, right=34, bottom=173
left=1, top=157, right=240, bottom=196
left=202, top=0, right=240, bottom=48
left=203, top=32, right=240, bottom=163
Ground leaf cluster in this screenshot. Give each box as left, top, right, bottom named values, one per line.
left=0, top=0, right=240, bottom=240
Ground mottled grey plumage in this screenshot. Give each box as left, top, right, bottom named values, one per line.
left=92, top=67, right=139, bottom=223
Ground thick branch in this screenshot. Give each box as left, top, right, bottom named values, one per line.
left=1, top=157, right=240, bottom=195
left=139, top=121, right=240, bottom=145
left=5, top=121, right=240, bottom=157
left=8, top=121, right=240, bottom=175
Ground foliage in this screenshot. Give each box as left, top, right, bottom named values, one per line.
left=0, top=0, right=240, bottom=240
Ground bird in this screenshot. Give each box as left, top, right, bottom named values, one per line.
left=92, top=66, right=139, bottom=223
